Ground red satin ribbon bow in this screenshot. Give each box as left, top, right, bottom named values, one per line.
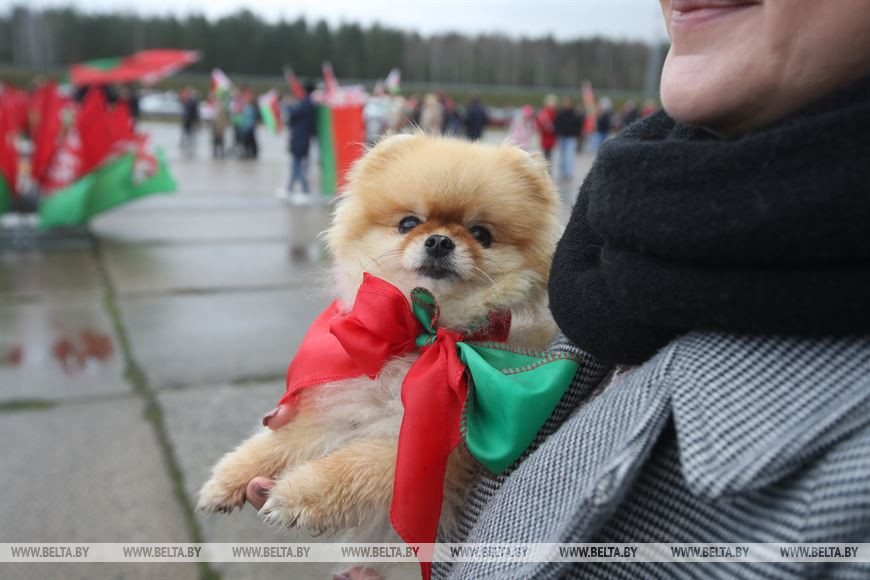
left=279, top=274, right=510, bottom=579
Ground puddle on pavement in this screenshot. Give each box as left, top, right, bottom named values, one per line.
left=3, top=329, right=114, bottom=373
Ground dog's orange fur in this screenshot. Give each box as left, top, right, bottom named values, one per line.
left=198, top=133, right=561, bottom=578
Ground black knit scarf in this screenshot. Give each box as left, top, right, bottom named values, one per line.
left=549, top=75, right=870, bottom=364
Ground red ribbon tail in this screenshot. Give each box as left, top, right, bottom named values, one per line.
left=389, top=333, right=467, bottom=580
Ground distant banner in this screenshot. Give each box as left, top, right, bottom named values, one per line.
left=2, top=543, right=869, bottom=563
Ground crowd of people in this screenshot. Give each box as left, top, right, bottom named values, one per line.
left=171, top=80, right=658, bottom=203
left=179, top=86, right=266, bottom=160
left=363, top=90, right=488, bottom=142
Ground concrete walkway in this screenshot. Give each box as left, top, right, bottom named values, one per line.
left=0, top=121, right=592, bottom=580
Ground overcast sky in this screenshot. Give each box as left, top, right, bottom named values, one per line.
left=13, top=0, right=669, bottom=42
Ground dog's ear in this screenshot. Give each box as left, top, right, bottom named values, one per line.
left=345, top=133, right=422, bottom=190
left=498, top=146, right=557, bottom=207
left=371, top=132, right=417, bottom=153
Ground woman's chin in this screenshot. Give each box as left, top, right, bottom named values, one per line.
left=660, top=54, right=757, bottom=132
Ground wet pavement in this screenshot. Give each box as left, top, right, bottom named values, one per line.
left=0, top=120, right=592, bottom=580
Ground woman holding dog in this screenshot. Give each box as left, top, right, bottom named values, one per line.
left=252, top=1, right=870, bottom=578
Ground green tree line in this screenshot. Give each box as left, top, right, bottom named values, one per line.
left=2, top=6, right=661, bottom=91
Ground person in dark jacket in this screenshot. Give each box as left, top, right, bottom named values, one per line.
left=553, top=97, right=585, bottom=181
left=278, top=81, right=317, bottom=205
left=463, top=95, right=488, bottom=141
left=588, top=96, right=611, bottom=151
left=119, top=84, right=139, bottom=128
left=179, top=87, right=201, bottom=153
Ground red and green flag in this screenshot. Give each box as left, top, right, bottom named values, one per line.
left=0, top=174, right=11, bottom=214
left=0, top=98, right=18, bottom=214
left=283, top=67, right=306, bottom=100
left=581, top=80, right=597, bottom=136
left=30, top=82, right=74, bottom=187
left=385, top=68, right=401, bottom=95
left=316, top=101, right=365, bottom=195
left=39, top=137, right=175, bottom=228
left=38, top=86, right=175, bottom=227
left=258, top=90, right=282, bottom=134
left=313, top=64, right=366, bottom=195
left=70, top=50, right=199, bottom=86
left=322, top=62, right=339, bottom=96
left=211, top=68, right=233, bottom=98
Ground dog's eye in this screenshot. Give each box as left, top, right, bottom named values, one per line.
left=469, top=225, right=493, bottom=248
left=397, top=216, right=422, bottom=234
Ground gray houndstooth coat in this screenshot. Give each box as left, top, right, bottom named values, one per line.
left=434, top=332, right=870, bottom=579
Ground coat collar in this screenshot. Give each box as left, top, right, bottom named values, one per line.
left=664, top=332, right=870, bottom=498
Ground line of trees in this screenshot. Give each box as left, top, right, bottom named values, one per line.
left=2, top=6, right=662, bottom=92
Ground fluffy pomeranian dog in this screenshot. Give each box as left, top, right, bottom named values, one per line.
left=198, top=133, right=561, bottom=577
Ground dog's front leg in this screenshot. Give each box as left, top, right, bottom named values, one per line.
left=259, top=437, right=398, bottom=533
left=197, top=409, right=327, bottom=513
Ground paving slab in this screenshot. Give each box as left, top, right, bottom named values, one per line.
left=91, top=204, right=331, bottom=245
left=103, top=240, right=328, bottom=296
left=0, top=298, right=129, bottom=402
left=0, top=398, right=197, bottom=580
left=119, top=287, right=331, bottom=389
left=0, top=245, right=103, bottom=301
left=159, top=381, right=336, bottom=580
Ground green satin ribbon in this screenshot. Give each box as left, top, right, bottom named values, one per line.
left=411, top=288, right=580, bottom=474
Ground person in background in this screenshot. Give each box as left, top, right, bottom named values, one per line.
left=119, top=84, right=139, bottom=128
left=536, top=94, right=558, bottom=161
left=73, top=84, right=118, bottom=104
left=230, top=89, right=245, bottom=156
left=180, top=87, right=200, bottom=153
left=464, top=95, right=489, bottom=141
left=641, top=98, right=659, bottom=118
left=507, top=104, right=536, bottom=151
left=277, top=81, right=317, bottom=205
left=618, top=99, right=640, bottom=130
left=364, top=82, right=390, bottom=145
left=406, top=93, right=422, bottom=128
left=239, top=88, right=259, bottom=160
left=589, top=96, right=612, bottom=151
left=554, top=96, right=584, bottom=181
left=211, top=93, right=229, bottom=159
left=441, top=94, right=461, bottom=136
left=420, top=93, right=444, bottom=135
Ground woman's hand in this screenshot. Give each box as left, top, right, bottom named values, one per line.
left=242, top=404, right=295, bottom=509
left=245, top=411, right=384, bottom=580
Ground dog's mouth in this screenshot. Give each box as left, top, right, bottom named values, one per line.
left=416, top=263, right=457, bottom=280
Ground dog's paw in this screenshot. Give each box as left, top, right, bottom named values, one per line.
left=258, top=466, right=340, bottom=534
left=196, top=477, right=247, bottom=514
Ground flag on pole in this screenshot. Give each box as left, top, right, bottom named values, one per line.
left=38, top=89, right=175, bottom=227
left=283, top=67, right=306, bottom=100
left=39, top=144, right=175, bottom=228
left=385, top=68, right=401, bottom=94
left=211, top=68, right=233, bottom=98
left=0, top=102, right=17, bottom=214
left=581, top=80, right=597, bottom=136
left=316, top=100, right=365, bottom=195
left=70, top=50, right=199, bottom=86
left=30, top=82, right=74, bottom=187
left=322, top=62, right=339, bottom=95
left=258, top=90, right=282, bottom=134
left=312, top=64, right=365, bottom=195
left=0, top=82, right=29, bottom=137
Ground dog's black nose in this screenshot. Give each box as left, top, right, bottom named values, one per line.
left=424, top=234, right=455, bottom=258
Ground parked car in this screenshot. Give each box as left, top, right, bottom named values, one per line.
left=139, top=91, right=183, bottom=118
